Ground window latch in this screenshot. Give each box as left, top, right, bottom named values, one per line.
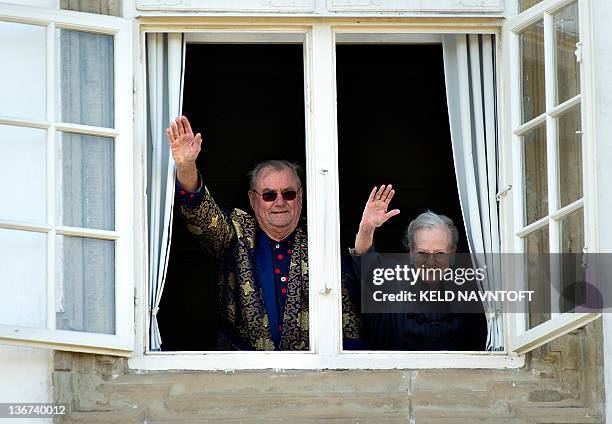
left=320, top=284, right=332, bottom=295
left=496, top=184, right=512, bottom=202
left=575, top=42, right=583, bottom=63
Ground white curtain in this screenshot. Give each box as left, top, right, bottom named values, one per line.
left=147, top=33, right=185, bottom=351
left=443, top=34, right=504, bottom=351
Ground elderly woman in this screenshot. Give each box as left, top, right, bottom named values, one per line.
left=351, top=185, right=486, bottom=351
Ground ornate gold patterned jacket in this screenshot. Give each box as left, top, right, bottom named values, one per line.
left=180, top=186, right=361, bottom=350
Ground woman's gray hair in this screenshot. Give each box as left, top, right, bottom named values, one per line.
left=248, top=160, right=303, bottom=190
left=402, top=210, right=459, bottom=251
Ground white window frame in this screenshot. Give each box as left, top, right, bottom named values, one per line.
left=0, top=2, right=134, bottom=356
left=130, top=19, right=529, bottom=371
left=134, top=0, right=504, bottom=13
left=501, top=0, right=601, bottom=355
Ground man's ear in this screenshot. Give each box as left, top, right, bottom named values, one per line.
left=248, top=191, right=256, bottom=210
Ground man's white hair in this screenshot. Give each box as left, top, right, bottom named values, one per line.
left=247, top=160, right=302, bottom=190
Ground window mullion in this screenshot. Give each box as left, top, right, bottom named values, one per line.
left=46, top=21, right=57, bottom=332
left=578, top=0, right=596, bottom=253
left=543, top=12, right=563, bottom=317
left=308, top=24, right=341, bottom=355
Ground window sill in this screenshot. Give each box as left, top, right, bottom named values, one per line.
left=128, top=350, right=525, bottom=370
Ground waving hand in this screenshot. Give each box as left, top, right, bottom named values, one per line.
left=354, top=185, right=400, bottom=255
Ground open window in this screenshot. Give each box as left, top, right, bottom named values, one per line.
left=503, top=0, right=600, bottom=354
left=145, top=31, right=309, bottom=353
left=335, top=36, right=489, bottom=352
left=0, top=2, right=133, bottom=356
left=136, top=24, right=533, bottom=370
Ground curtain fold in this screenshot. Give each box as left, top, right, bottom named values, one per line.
left=146, top=33, right=185, bottom=351
left=443, top=34, right=504, bottom=351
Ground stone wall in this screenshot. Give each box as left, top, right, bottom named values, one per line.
left=53, top=319, right=604, bottom=423
left=60, top=0, right=121, bottom=16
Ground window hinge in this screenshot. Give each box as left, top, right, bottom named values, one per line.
left=582, top=246, right=588, bottom=268
left=496, top=184, right=512, bottom=202
left=575, top=42, right=583, bottom=63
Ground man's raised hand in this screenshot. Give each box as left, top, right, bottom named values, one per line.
left=166, top=116, right=202, bottom=167
left=166, top=116, right=201, bottom=192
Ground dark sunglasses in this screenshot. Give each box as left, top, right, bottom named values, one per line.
left=251, top=189, right=299, bottom=202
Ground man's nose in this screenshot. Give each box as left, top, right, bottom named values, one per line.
left=273, top=194, right=287, bottom=206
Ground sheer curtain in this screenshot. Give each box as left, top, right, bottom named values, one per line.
left=443, top=34, right=504, bottom=351
left=146, top=33, right=185, bottom=351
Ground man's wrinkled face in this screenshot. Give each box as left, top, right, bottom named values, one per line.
left=248, top=167, right=302, bottom=238
left=410, top=226, right=456, bottom=274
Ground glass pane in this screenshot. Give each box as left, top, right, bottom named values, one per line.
left=0, top=229, right=46, bottom=328
left=0, top=125, right=46, bottom=223
left=56, top=236, right=115, bottom=334
left=0, top=21, right=45, bottom=120
left=558, top=106, right=582, bottom=208
left=59, top=29, right=114, bottom=128
left=560, top=209, right=583, bottom=253
left=520, top=20, right=546, bottom=123
left=57, top=132, right=115, bottom=231
left=520, top=0, right=543, bottom=12
left=524, top=226, right=550, bottom=329
left=523, top=124, right=548, bottom=225
left=555, top=2, right=580, bottom=105
left=559, top=208, right=584, bottom=313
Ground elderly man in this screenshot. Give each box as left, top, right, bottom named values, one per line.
left=352, top=185, right=485, bottom=350
left=166, top=116, right=360, bottom=351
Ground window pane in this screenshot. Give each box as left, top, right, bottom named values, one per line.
left=56, top=235, right=115, bottom=334
left=523, top=124, right=548, bottom=225
left=57, top=132, right=115, bottom=231
left=555, top=2, right=580, bottom=105
left=0, top=21, right=46, bottom=121
left=559, top=208, right=584, bottom=313
left=520, top=0, right=543, bottom=12
left=560, top=208, right=583, bottom=254
left=169, top=43, right=307, bottom=351
left=520, top=20, right=545, bottom=123
left=524, top=226, right=550, bottom=329
left=335, top=44, right=484, bottom=351
left=0, top=125, right=46, bottom=224
left=558, top=106, right=582, bottom=208
left=0, top=229, right=46, bottom=328
left=59, top=29, right=114, bottom=128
